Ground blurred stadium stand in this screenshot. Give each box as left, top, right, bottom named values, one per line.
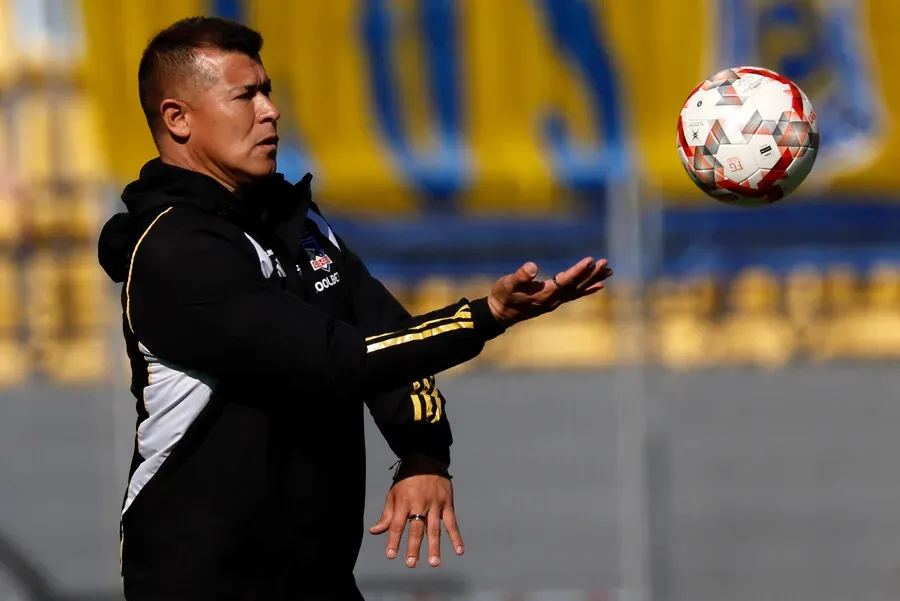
left=1, top=1, right=900, bottom=601
left=0, top=0, right=880, bottom=383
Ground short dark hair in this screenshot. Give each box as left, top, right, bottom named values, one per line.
left=138, top=16, right=264, bottom=132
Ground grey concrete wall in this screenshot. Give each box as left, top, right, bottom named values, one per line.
left=2, top=365, right=900, bottom=601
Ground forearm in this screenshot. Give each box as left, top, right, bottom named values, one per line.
left=129, top=220, right=504, bottom=404
left=135, top=288, right=500, bottom=402
left=361, top=297, right=501, bottom=393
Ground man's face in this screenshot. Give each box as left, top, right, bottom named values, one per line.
left=181, top=50, right=280, bottom=187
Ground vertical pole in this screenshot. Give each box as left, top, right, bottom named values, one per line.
left=608, top=172, right=652, bottom=601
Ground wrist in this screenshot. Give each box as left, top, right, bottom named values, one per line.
left=469, top=297, right=507, bottom=339
left=392, top=452, right=452, bottom=484
left=486, top=294, right=504, bottom=322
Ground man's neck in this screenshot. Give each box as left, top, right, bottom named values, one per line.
left=158, top=152, right=237, bottom=193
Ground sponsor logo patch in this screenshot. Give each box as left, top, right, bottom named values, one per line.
left=315, top=272, right=341, bottom=292
left=301, top=233, right=332, bottom=273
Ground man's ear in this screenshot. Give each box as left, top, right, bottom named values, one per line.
left=160, top=98, right=190, bottom=139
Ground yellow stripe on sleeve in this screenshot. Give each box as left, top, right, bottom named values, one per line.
left=410, top=376, right=445, bottom=423
left=421, top=383, right=434, bottom=422
left=433, top=397, right=442, bottom=423
left=411, top=393, right=423, bottom=422
left=422, top=377, right=441, bottom=423
left=364, top=304, right=473, bottom=344
left=366, top=320, right=474, bottom=354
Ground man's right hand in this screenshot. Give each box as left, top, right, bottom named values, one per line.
left=487, top=257, right=612, bottom=328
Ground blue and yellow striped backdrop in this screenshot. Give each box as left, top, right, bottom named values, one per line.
left=0, top=0, right=896, bottom=384
left=79, top=0, right=900, bottom=214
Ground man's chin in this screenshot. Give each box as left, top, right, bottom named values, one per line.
left=246, top=158, right=278, bottom=178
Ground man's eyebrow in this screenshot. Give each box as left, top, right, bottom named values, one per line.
left=230, top=79, right=273, bottom=93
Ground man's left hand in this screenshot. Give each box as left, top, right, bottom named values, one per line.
left=487, top=257, right=612, bottom=328
left=368, top=475, right=463, bottom=568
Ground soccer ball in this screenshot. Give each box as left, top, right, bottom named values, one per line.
left=677, top=66, right=819, bottom=206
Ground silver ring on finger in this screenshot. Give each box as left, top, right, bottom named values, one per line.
left=408, top=513, right=427, bottom=523
left=551, top=275, right=561, bottom=288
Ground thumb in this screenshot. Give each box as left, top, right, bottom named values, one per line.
left=369, top=499, right=394, bottom=534
left=515, top=262, right=539, bottom=284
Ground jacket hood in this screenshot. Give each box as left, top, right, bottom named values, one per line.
left=98, top=158, right=311, bottom=283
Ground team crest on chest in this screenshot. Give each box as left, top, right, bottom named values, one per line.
left=301, top=232, right=332, bottom=272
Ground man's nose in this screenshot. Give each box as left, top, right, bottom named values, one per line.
left=260, top=97, right=280, bottom=123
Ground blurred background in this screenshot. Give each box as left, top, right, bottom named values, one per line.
left=1, top=0, right=900, bottom=600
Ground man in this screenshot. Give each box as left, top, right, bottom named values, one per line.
left=97, top=16, right=612, bottom=601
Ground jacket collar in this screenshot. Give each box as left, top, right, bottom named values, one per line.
left=121, top=158, right=290, bottom=222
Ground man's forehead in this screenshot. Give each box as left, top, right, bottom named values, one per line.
left=193, top=49, right=267, bottom=87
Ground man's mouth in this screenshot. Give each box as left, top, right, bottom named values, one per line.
left=258, top=135, right=279, bottom=149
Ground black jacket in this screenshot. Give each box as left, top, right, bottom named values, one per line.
left=97, top=159, right=505, bottom=601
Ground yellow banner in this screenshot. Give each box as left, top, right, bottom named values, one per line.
left=77, top=0, right=900, bottom=208
left=80, top=0, right=206, bottom=182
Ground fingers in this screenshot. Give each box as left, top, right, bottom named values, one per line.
left=552, top=257, right=598, bottom=290
left=489, top=257, right=612, bottom=326
left=515, top=262, right=540, bottom=285
left=553, top=259, right=613, bottom=299
left=385, top=500, right=408, bottom=560
left=377, top=477, right=459, bottom=568
left=405, top=512, right=427, bottom=568
left=581, top=281, right=607, bottom=295
left=574, top=264, right=613, bottom=294
left=369, top=493, right=394, bottom=535
left=426, top=508, right=442, bottom=567
left=529, top=257, right=596, bottom=305
left=443, top=505, right=465, bottom=556
left=527, top=258, right=613, bottom=312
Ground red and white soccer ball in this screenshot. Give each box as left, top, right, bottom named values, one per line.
left=677, top=66, right=819, bottom=206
